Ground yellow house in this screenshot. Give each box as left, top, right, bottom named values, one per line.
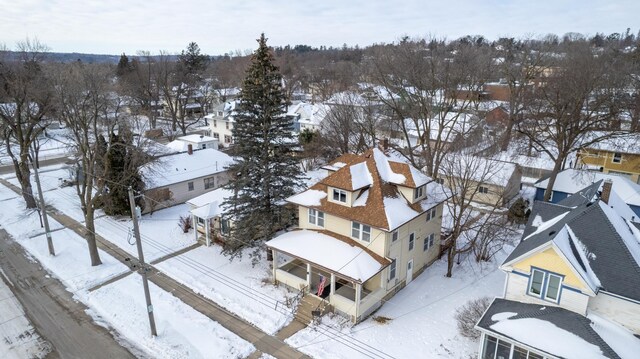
left=578, top=134, right=640, bottom=183
left=267, top=148, right=449, bottom=323
left=475, top=181, right=640, bottom=358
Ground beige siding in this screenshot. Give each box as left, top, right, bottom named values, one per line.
left=588, top=292, right=640, bottom=334
left=504, top=271, right=589, bottom=314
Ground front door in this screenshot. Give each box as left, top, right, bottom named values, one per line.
left=406, top=259, right=414, bottom=284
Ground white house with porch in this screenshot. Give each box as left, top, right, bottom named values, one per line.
left=267, top=148, right=449, bottom=323
left=186, top=187, right=233, bottom=246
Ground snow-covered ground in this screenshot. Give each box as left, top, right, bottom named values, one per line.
left=287, top=245, right=514, bottom=359
left=156, top=245, right=296, bottom=335
left=80, top=275, right=255, bottom=359
left=0, top=273, right=51, bottom=359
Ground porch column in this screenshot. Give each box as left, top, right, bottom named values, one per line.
left=355, top=283, right=362, bottom=323
left=205, top=219, right=211, bottom=246
left=271, top=250, right=277, bottom=284
left=306, top=263, right=311, bottom=292
left=193, top=215, right=198, bottom=242
left=330, top=273, right=336, bottom=296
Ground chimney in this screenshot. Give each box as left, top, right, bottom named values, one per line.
left=601, top=179, right=612, bottom=204
left=187, top=144, right=193, bottom=155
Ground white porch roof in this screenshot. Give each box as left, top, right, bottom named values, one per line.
left=190, top=201, right=222, bottom=220
left=267, top=229, right=389, bottom=283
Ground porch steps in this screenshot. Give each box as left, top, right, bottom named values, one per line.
left=295, top=294, right=332, bottom=324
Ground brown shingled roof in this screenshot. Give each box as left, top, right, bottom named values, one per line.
left=298, top=148, right=434, bottom=230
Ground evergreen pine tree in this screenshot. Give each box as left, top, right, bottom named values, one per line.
left=223, top=34, right=304, bottom=259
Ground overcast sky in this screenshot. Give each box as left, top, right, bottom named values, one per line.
left=2, top=0, right=638, bottom=55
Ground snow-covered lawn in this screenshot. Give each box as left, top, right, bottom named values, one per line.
left=80, top=274, right=255, bottom=359
left=94, top=204, right=197, bottom=262
left=156, top=245, right=296, bottom=335
left=21, top=229, right=129, bottom=291
left=286, top=246, right=513, bottom=359
left=0, top=273, right=51, bottom=359
left=0, top=197, right=64, bottom=239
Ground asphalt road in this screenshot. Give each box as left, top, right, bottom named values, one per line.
left=0, top=228, right=139, bottom=359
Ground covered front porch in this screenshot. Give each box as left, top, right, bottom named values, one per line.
left=267, top=229, right=390, bottom=323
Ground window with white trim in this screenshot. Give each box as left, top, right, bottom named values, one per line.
left=187, top=181, right=194, bottom=191
left=613, top=152, right=622, bottom=163
left=351, top=222, right=371, bottom=242
left=391, top=230, right=398, bottom=242
left=423, top=233, right=435, bottom=251
left=478, top=185, right=489, bottom=194
left=224, top=135, right=232, bottom=143
left=528, top=268, right=563, bottom=303
left=388, top=259, right=396, bottom=280
left=426, top=207, right=437, bottom=221
left=204, top=176, right=215, bottom=190
left=332, top=189, right=347, bottom=203
left=212, top=132, right=220, bottom=140
left=408, top=233, right=415, bottom=251
left=213, top=119, right=217, bottom=127
left=308, top=208, right=324, bottom=227
left=481, top=335, right=544, bottom=359
left=414, top=184, right=426, bottom=199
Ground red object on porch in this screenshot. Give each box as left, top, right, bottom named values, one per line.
left=317, top=276, right=327, bottom=296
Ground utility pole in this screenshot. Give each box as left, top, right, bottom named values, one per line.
left=128, top=187, right=157, bottom=337
left=31, top=156, right=55, bottom=256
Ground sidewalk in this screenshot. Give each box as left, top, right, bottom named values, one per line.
left=0, top=177, right=310, bottom=359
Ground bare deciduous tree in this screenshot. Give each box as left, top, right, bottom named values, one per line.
left=0, top=38, right=52, bottom=208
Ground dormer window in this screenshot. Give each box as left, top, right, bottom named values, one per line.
left=414, top=184, right=426, bottom=199
left=333, top=189, right=347, bottom=203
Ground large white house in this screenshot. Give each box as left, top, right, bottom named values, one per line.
left=267, top=148, right=449, bottom=323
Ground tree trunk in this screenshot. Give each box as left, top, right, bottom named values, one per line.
left=543, top=158, right=563, bottom=202
left=499, top=116, right=515, bottom=151
left=84, top=210, right=103, bottom=266
left=446, top=244, right=455, bottom=277
left=14, top=158, right=37, bottom=208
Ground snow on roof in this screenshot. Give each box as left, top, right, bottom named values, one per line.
left=165, top=140, right=191, bottom=153
left=598, top=202, right=640, bottom=268
left=383, top=196, right=420, bottom=230
left=583, top=132, right=640, bottom=154
left=144, top=149, right=234, bottom=189
left=439, top=154, right=518, bottom=187
left=589, top=313, right=640, bottom=359
left=555, top=225, right=601, bottom=291
left=523, top=212, right=569, bottom=241
left=190, top=201, right=222, bottom=219
left=267, top=229, right=387, bottom=283
left=536, top=169, right=640, bottom=207
left=490, top=315, right=606, bottom=359
left=349, top=162, right=373, bottom=190
left=186, top=187, right=233, bottom=209
left=178, top=134, right=217, bottom=143
left=373, top=148, right=406, bottom=184
left=287, top=189, right=327, bottom=207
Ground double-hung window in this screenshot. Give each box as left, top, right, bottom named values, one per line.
left=426, top=208, right=437, bottom=221
left=308, top=208, right=324, bottom=227
left=391, top=230, right=398, bottom=243
left=388, top=259, right=397, bottom=281
left=352, top=222, right=371, bottom=242
left=333, top=189, right=347, bottom=203
left=408, top=233, right=415, bottom=251
left=528, top=268, right=563, bottom=302
left=187, top=181, right=194, bottom=191
left=414, top=184, right=425, bottom=199
left=204, top=176, right=215, bottom=190
left=423, top=233, right=435, bottom=251
left=478, top=185, right=489, bottom=194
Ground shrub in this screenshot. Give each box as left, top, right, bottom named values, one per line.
left=455, top=296, right=492, bottom=339
left=179, top=215, right=192, bottom=233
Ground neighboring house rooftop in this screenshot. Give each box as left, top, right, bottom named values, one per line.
left=477, top=298, right=639, bottom=359
left=178, top=134, right=218, bottom=143
left=288, top=148, right=449, bottom=231
left=535, top=169, right=640, bottom=207
left=504, top=189, right=640, bottom=301
left=582, top=132, right=640, bottom=155
left=143, top=148, right=234, bottom=189
left=438, top=154, right=518, bottom=188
